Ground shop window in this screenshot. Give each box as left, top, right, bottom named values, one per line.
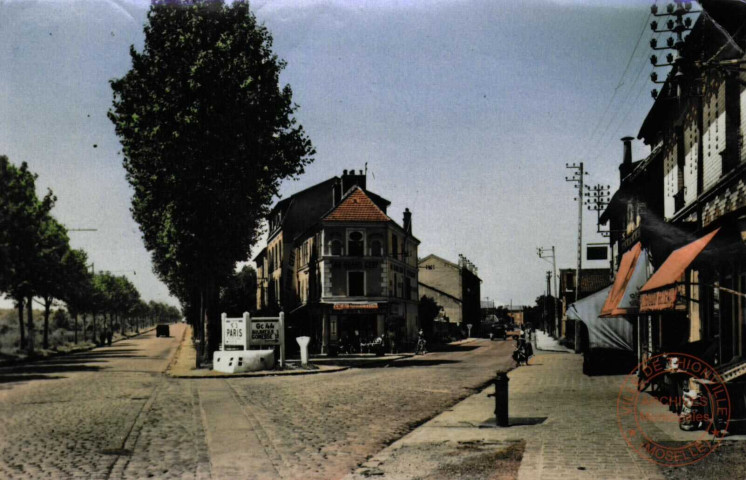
left=331, top=239, right=342, bottom=256
left=348, top=231, right=364, bottom=256
left=348, top=271, right=365, bottom=296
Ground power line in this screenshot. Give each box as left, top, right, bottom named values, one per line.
left=582, top=6, right=654, bottom=163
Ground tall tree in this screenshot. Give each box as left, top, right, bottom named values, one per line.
left=0, top=156, right=55, bottom=353
left=62, top=249, right=93, bottom=344
left=109, top=0, right=314, bottom=361
left=33, top=215, right=71, bottom=349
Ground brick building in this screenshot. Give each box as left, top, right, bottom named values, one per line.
left=599, top=0, right=746, bottom=374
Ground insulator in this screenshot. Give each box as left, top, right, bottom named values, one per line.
left=651, top=4, right=658, bottom=14
left=666, top=53, right=674, bottom=63
left=666, top=3, right=675, bottom=14
left=685, top=17, right=692, bottom=28
left=650, top=38, right=658, bottom=48
left=651, top=89, right=659, bottom=99
left=651, top=54, right=658, bottom=65
left=685, top=1, right=692, bottom=11
left=651, top=71, right=658, bottom=82
left=651, top=20, right=658, bottom=31
left=667, top=19, right=675, bottom=30
left=667, top=36, right=675, bottom=47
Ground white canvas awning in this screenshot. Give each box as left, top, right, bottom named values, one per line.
left=567, top=285, right=634, bottom=352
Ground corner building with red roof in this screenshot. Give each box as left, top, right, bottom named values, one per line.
left=254, top=170, right=420, bottom=355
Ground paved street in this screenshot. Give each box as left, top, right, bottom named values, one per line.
left=0, top=330, right=514, bottom=479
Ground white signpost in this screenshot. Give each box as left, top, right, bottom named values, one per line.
left=214, top=312, right=285, bottom=373
left=249, top=312, right=285, bottom=368
left=222, top=312, right=249, bottom=350
left=467, top=323, right=473, bottom=338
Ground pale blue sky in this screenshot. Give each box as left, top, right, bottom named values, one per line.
left=1, top=0, right=662, bottom=307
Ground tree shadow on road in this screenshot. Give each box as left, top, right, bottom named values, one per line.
left=0, top=374, right=66, bottom=385
left=386, top=359, right=462, bottom=368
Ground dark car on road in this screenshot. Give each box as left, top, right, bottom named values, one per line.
left=491, top=324, right=507, bottom=340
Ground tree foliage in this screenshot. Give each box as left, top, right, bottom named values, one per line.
left=108, top=0, right=314, bottom=358
left=219, top=265, right=257, bottom=316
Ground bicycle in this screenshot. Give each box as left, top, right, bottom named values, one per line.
left=414, top=337, right=427, bottom=355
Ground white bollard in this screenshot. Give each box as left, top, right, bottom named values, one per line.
left=296, top=336, right=310, bottom=366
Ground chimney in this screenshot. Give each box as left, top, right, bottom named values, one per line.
left=620, top=136, right=634, bottom=181
left=403, top=208, right=412, bottom=234
left=341, top=168, right=367, bottom=193
left=332, top=179, right=341, bottom=206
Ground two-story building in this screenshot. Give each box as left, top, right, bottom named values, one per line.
left=255, top=170, right=419, bottom=354
left=599, top=0, right=746, bottom=374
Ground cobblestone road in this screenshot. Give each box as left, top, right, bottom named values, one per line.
left=0, top=331, right=512, bottom=480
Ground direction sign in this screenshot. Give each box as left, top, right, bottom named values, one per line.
left=222, top=312, right=249, bottom=349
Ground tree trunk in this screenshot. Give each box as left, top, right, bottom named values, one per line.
left=92, top=312, right=97, bottom=345
left=73, top=313, right=78, bottom=344
left=206, top=279, right=221, bottom=361
left=26, top=295, right=34, bottom=354
left=81, top=314, right=87, bottom=342
left=16, top=298, right=25, bottom=350
left=43, top=297, right=52, bottom=350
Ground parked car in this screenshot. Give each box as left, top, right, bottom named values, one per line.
left=491, top=324, right=507, bottom=340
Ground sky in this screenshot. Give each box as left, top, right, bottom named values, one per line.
left=0, top=0, right=666, bottom=308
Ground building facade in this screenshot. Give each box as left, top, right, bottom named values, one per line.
left=418, top=254, right=482, bottom=333
left=599, top=1, right=746, bottom=375
left=255, top=170, right=420, bottom=353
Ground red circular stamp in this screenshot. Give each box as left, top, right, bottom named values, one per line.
left=617, top=353, right=731, bottom=467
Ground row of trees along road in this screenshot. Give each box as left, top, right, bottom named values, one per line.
left=0, top=155, right=181, bottom=354
left=109, top=0, right=314, bottom=364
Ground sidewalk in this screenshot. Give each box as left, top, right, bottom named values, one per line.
left=347, top=348, right=677, bottom=480
left=534, top=330, right=574, bottom=353
left=167, top=326, right=348, bottom=378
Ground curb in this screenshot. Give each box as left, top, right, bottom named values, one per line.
left=168, top=365, right=350, bottom=379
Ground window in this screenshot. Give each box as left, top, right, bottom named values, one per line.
left=404, top=277, right=411, bottom=300
left=391, top=235, right=399, bottom=258
left=370, top=239, right=383, bottom=257
left=331, top=239, right=342, bottom=256
left=348, top=231, right=364, bottom=256
left=348, top=271, right=365, bottom=296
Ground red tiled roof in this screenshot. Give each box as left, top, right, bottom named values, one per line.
left=324, top=187, right=391, bottom=222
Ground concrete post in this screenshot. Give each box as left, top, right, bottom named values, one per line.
left=296, top=336, right=310, bottom=366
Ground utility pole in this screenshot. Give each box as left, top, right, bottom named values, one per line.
left=537, top=246, right=559, bottom=334
left=545, top=271, right=551, bottom=335
left=566, top=163, right=587, bottom=302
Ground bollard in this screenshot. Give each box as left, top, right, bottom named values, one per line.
left=296, top=336, right=310, bottom=366
left=490, top=371, right=509, bottom=427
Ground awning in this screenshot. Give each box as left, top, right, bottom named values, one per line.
left=600, top=243, right=647, bottom=317
left=567, top=285, right=633, bottom=351
left=639, top=228, right=720, bottom=312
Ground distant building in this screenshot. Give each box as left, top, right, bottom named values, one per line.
left=559, top=268, right=612, bottom=340
left=418, top=254, right=482, bottom=332
left=255, top=170, right=419, bottom=353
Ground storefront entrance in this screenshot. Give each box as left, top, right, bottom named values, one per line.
left=336, top=313, right=378, bottom=352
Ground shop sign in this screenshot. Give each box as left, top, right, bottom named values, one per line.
left=640, top=288, right=678, bottom=312
left=333, top=303, right=379, bottom=311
